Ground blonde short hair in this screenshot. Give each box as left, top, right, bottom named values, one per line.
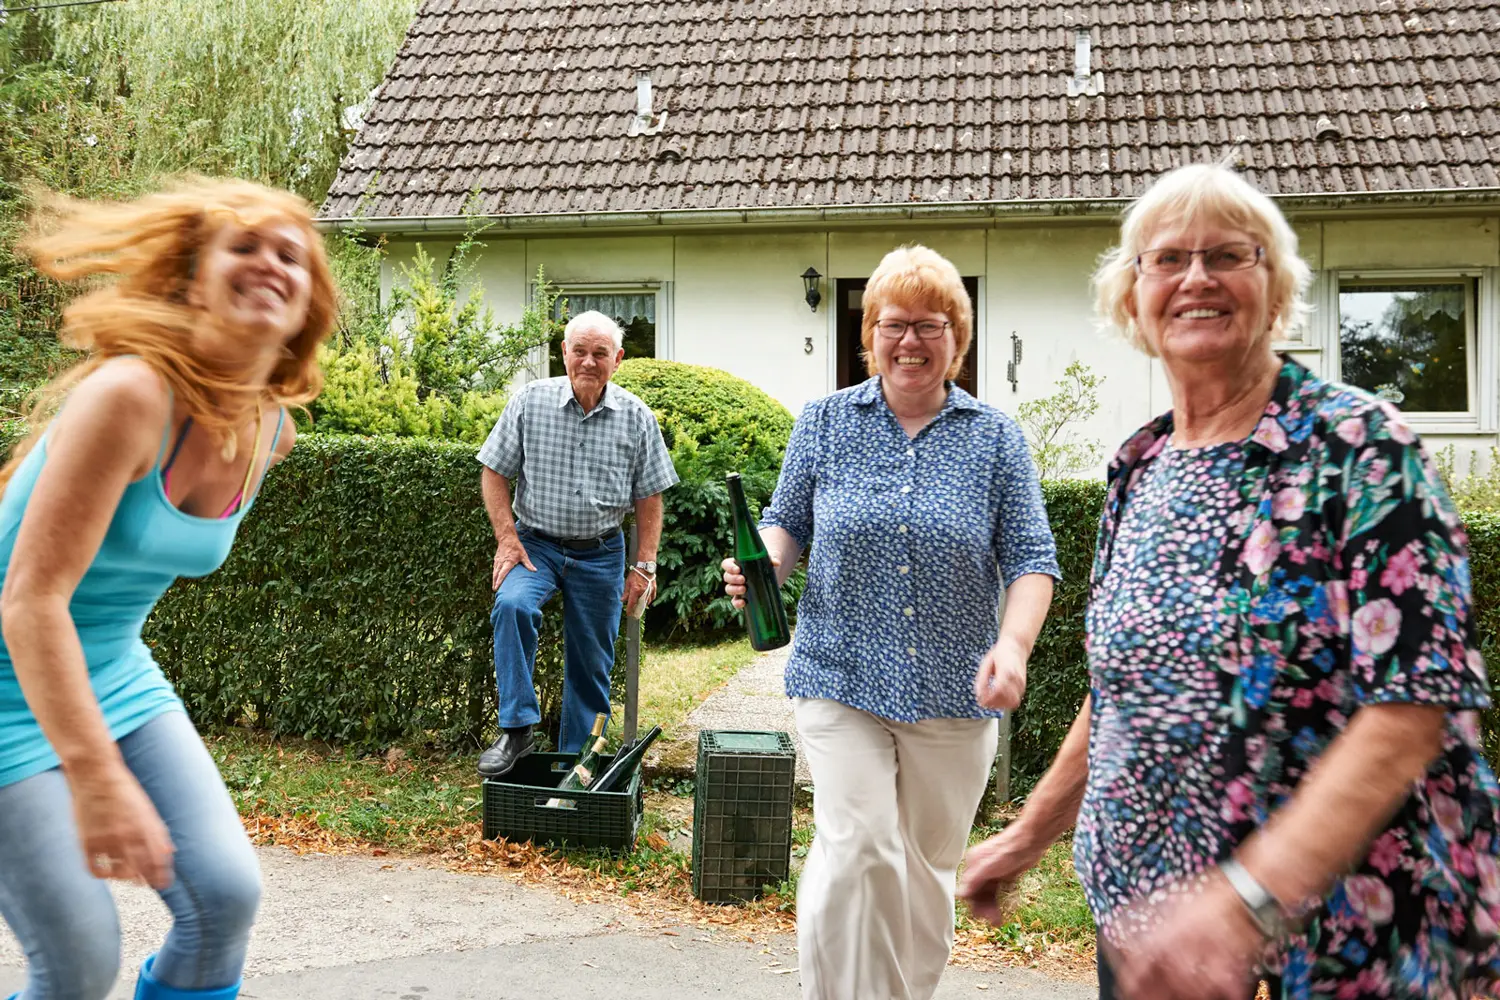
left=860, top=245, right=973, bottom=380
left=1092, top=163, right=1312, bottom=355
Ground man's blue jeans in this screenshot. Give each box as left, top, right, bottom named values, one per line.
left=490, top=529, right=624, bottom=754
left=0, top=710, right=261, bottom=1000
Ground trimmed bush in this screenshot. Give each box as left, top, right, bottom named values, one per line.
left=1009, top=480, right=1104, bottom=796
left=1009, top=485, right=1500, bottom=797
left=611, top=359, right=803, bottom=636
left=145, top=434, right=620, bottom=751
left=1466, top=512, right=1500, bottom=766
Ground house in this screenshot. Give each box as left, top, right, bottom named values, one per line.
left=322, top=0, right=1500, bottom=473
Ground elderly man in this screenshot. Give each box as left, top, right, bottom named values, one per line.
left=474, top=311, right=678, bottom=777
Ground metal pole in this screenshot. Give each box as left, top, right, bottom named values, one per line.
left=624, top=522, right=641, bottom=743
left=994, top=711, right=1012, bottom=804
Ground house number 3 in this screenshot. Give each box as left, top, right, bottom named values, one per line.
left=804, top=337, right=814, bottom=355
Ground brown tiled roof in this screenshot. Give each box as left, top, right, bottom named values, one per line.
left=322, top=0, right=1500, bottom=221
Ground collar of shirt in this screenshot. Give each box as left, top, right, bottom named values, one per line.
left=557, top=378, right=622, bottom=415
left=850, top=375, right=983, bottom=423
left=1106, top=355, right=1320, bottom=481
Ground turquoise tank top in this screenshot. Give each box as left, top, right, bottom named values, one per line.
left=0, top=395, right=283, bottom=787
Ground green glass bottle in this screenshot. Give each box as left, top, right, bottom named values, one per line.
left=559, top=713, right=607, bottom=784
left=547, top=714, right=609, bottom=808
left=727, top=472, right=791, bottom=651
left=556, top=736, right=608, bottom=793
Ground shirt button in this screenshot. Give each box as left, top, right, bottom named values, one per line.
left=900, top=485, right=912, bottom=494
left=903, top=606, right=915, bottom=617
left=898, top=565, right=909, bottom=574
left=906, top=448, right=915, bottom=457
left=898, top=524, right=908, bottom=534
left=907, top=647, right=917, bottom=656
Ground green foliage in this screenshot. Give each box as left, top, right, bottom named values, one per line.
left=1007, top=479, right=1104, bottom=797
left=1007, top=482, right=1500, bottom=796
left=1016, top=360, right=1105, bottom=480
left=145, top=434, right=622, bottom=751
left=1464, top=512, right=1500, bottom=768
left=1, top=416, right=23, bottom=460
left=610, top=359, right=801, bottom=636
left=0, top=1, right=417, bottom=413
left=1435, top=446, right=1500, bottom=513
left=310, top=232, right=562, bottom=443
left=36, top=0, right=419, bottom=201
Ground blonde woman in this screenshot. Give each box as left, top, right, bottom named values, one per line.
left=722, top=245, right=1059, bottom=999
left=0, top=179, right=337, bottom=1000
left=960, top=163, right=1500, bottom=1000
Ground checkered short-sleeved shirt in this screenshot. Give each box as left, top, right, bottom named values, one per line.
left=476, top=377, right=679, bottom=539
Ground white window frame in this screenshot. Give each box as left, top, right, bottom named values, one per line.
left=526, top=281, right=673, bottom=379
left=1321, top=268, right=1495, bottom=434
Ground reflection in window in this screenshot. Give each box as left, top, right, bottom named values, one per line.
left=549, top=292, right=656, bottom=375
left=1338, top=281, right=1472, bottom=412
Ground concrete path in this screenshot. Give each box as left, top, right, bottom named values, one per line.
left=680, top=644, right=809, bottom=783
left=0, top=846, right=1093, bottom=999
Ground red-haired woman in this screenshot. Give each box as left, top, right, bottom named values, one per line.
left=0, top=178, right=337, bottom=1000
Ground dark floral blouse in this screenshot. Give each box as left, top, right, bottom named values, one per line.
left=1082, top=358, right=1500, bottom=999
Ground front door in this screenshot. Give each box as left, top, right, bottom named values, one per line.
left=835, top=277, right=980, bottom=397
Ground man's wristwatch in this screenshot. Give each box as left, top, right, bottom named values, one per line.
left=1219, top=858, right=1291, bottom=939
left=635, top=560, right=656, bottom=574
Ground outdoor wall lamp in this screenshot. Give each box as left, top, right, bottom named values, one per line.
left=801, top=267, right=822, bottom=312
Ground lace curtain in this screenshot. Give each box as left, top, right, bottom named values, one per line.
left=554, top=292, right=656, bottom=324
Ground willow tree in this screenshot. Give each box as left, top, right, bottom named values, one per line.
left=41, top=0, right=418, bottom=201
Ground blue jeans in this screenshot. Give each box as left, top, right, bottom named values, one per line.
left=0, top=710, right=260, bottom=1000
left=490, top=529, right=625, bottom=754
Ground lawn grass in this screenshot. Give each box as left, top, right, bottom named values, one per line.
left=956, top=838, right=1095, bottom=955
left=618, top=636, right=756, bottom=739
left=208, top=637, right=753, bottom=854
left=206, top=636, right=1093, bottom=972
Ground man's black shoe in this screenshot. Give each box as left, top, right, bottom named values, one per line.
left=477, top=730, right=535, bottom=778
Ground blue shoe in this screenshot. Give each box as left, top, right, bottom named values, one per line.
left=133, top=955, right=240, bottom=999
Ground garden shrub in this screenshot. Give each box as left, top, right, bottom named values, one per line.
left=1007, top=480, right=1104, bottom=797
left=145, top=434, right=621, bottom=751
left=611, top=359, right=803, bottom=636
left=1008, top=485, right=1500, bottom=797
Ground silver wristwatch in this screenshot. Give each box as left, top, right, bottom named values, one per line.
left=1219, top=858, right=1290, bottom=939
left=635, top=560, right=656, bottom=574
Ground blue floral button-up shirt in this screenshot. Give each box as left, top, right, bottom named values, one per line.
left=760, top=376, right=1061, bottom=722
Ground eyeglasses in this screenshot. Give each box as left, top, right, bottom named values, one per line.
left=1135, top=243, right=1264, bottom=276
left=874, top=319, right=951, bottom=340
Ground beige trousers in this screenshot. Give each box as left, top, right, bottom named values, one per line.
left=794, top=698, right=999, bottom=1000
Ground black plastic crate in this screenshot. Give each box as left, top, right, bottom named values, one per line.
left=482, top=752, right=643, bottom=854
left=692, top=730, right=797, bottom=904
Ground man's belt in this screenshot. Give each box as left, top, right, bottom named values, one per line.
left=524, top=527, right=620, bottom=551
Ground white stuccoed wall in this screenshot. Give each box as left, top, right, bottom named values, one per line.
left=378, top=210, right=1500, bottom=474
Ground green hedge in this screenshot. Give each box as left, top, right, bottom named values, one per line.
left=611, top=359, right=803, bottom=636
left=145, top=434, right=615, bottom=751
left=1466, top=512, right=1500, bottom=767
left=1008, top=481, right=1104, bottom=795
left=1010, top=485, right=1500, bottom=798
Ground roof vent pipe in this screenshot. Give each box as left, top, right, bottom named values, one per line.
left=636, top=73, right=652, bottom=122
left=1067, top=29, right=1104, bottom=98
left=628, top=71, right=668, bottom=136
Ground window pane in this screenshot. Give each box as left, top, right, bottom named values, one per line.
left=1338, top=282, right=1470, bottom=412
left=548, top=293, right=656, bottom=375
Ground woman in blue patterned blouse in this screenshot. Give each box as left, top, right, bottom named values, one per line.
left=721, top=245, right=1061, bottom=1000
left=959, top=164, right=1500, bottom=1000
